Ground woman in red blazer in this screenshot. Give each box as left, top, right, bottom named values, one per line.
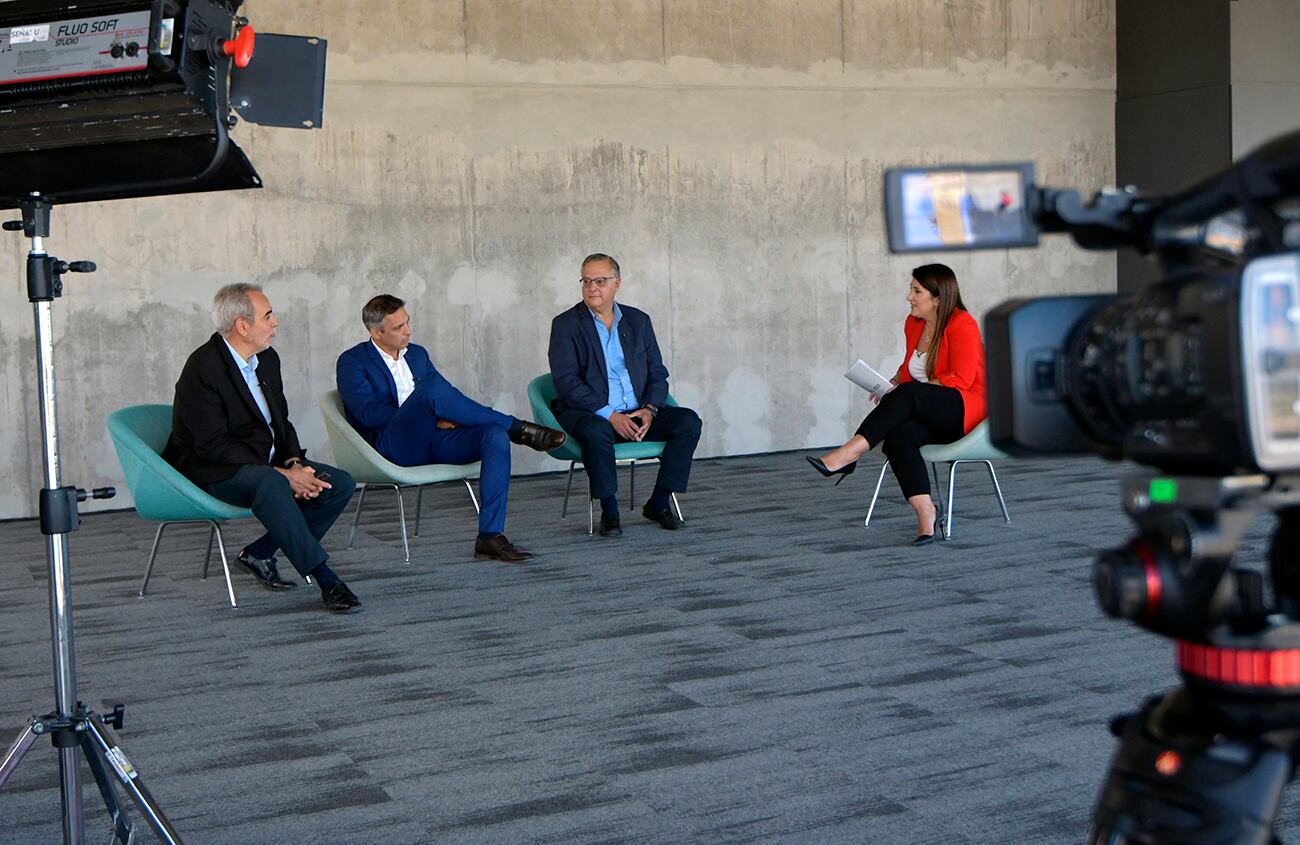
left=808, top=263, right=986, bottom=545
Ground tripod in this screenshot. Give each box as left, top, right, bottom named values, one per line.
left=0, top=199, right=182, bottom=845
left=1086, top=474, right=1300, bottom=844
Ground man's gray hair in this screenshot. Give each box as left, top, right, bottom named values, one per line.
left=212, top=283, right=263, bottom=334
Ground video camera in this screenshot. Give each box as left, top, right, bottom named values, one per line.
left=885, top=130, right=1300, bottom=844
left=883, top=133, right=1300, bottom=842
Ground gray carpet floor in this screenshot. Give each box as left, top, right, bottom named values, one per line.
left=0, top=451, right=1295, bottom=844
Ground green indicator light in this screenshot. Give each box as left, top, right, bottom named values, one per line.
left=1150, top=478, right=1178, bottom=503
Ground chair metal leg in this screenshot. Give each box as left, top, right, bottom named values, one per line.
left=201, top=523, right=216, bottom=580
left=210, top=521, right=238, bottom=608
left=670, top=492, right=684, bottom=523
left=930, top=461, right=946, bottom=534
left=588, top=498, right=595, bottom=535
left=629, top=460, right=636, bottom=509
left=139, top=522, right=171, bottom=598
left=463, top=478, right=481, bottom=514
left=984, top=461, right=1012, bottom=523
left=561, top=461, right=577, bottom=519
left=864, top=462, right=890, bottom=528
left=414, top=485, right=425, bottom=537
left=348, top=485, right=369, bottom=549
left=944, top=462, right=959, bottom=540
left=392, top=485, right=411, bottom=564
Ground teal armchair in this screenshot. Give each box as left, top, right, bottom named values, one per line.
left=319, top=391, right=480, bottom=563
left=864, top=420, right=1011, bottom=539
left=526, top=374, right=683, bottom=533
left=106, top=405, right=253, bottom=608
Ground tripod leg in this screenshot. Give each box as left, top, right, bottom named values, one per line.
left=0, top=721, right=41, bottom=787
left=82, top=733, right=133, bottom=845
left=83, top=715, right=182, bottom=845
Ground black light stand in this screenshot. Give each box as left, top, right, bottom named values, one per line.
left=0, top=198, right=181, bottom=845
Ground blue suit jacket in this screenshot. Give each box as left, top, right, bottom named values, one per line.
left=336, top=340, right=440, bottom=447
left=547, top=302, right=669, bottom=419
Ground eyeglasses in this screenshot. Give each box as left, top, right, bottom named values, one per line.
left=580, top=276, right=617, bottom=288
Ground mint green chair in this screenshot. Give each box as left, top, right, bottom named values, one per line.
left=320, top=391, right=480, bottom=563
left=864, top=420, right=1011, bottom=539
left=526, top=374, right=683, bottom=534
left=107, top=405, right=253, bottom=608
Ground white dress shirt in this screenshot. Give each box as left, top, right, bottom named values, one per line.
left=373, top=341, right=416, bottom=406
left=222, top=337, right=276, bottom=462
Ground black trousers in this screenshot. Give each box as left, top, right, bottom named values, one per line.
left=555, top=405, right=702, bottom=501
left=856, top=382, right=964, bottom=499
left=205, top=460, right=356, bottom=577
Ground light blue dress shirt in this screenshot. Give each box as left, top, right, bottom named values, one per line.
left=589, top=304, right=639, bottom=420
left=222, top=338, right=276, bottom=463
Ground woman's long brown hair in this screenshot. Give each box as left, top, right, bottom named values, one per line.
left=912, top=263, right=967, bottom=380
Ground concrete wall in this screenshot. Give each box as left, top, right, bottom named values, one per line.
left=0, top=0, right=1117, bottom=518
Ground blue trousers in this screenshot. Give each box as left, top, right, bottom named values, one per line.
left=374, top=374, right=515, bottom=535
left=204, top=460, right=355, bottom=577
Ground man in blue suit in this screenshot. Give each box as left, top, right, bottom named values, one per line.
left=548, top=253, right=702, bottom=538
left=337, top=295, right=566, bottom=562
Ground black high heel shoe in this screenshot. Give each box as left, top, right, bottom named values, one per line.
left=806, top=456, right=857, bottom=486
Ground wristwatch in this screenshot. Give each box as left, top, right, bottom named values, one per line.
left=641, top=404, right=659, bottom=418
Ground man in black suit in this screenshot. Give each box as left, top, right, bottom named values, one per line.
left=163, top=283, right=361, bottom=613
left=548, top=253, right=702, bottom=537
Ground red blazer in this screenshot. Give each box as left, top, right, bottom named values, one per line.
left=896, top=309, right=986, bottom=433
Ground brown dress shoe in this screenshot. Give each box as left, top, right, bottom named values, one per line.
left=510, top=420, right=567, bottom=452
left=474, top=534, right=534, bottom=563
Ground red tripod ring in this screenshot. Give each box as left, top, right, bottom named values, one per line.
left=1177, top=640, right=1300, bottom=689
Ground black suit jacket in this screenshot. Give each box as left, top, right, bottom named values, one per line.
left=547, top=302, right=669, bottom=419
left=163, top=333, right=305, bottom=485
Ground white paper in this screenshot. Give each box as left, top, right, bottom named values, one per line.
left=845, top=360, right=895, bottom=396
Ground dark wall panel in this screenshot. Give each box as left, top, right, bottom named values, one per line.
left=1117, top=0, right=1230, bottom=99
left=1116, top=0, right=1233, bottom=292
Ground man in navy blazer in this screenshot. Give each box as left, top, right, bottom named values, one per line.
left=548, top=253, right=702, bottom=538
left=337, top=294, right=566, bottom=562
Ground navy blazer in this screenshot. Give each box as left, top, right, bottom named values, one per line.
left=547, top=302, right=669, bottom=418
left=163, top=333, right=305, bottom=485
left=336, top=340, right=441, bottom=447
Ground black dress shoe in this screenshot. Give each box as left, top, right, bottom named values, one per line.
left=474, top=534, right=533, bottom=563
left=237, top=549, right=297, bottom=590
left=510, top=420, right=567, bottom=452
left=641, top=503, right=684, bottom=530
left=806, top=456, right=857, bottom=486
left=320, top=583, right=361, bottom=613
left=912, top=533, right=936, bottom=546
left=598, top=514, right=623, bottom=537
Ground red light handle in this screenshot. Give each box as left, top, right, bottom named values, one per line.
left=222, top=26, right=255, bottom=69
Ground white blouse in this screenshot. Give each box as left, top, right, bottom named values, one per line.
left=907, top=348, right=929, bottom=383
